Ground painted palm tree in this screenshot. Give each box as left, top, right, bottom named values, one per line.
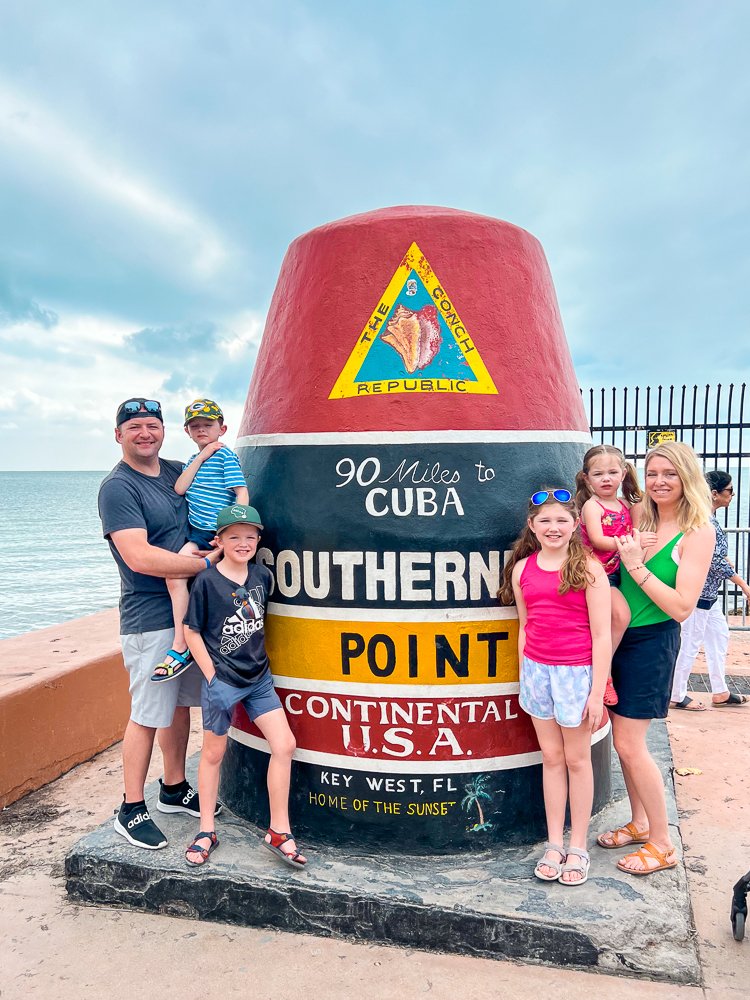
left=462, top=774, right=493, bottom=832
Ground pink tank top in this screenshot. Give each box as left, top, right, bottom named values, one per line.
left=579, top=499, right=633, bottom=575
left=519, top=552, right=592, bottom=666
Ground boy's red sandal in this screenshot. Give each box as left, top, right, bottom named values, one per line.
left=264, top=828, right=307, bottom=868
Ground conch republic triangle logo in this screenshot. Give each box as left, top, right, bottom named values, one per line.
left=329, top=242, right=498, bottom=398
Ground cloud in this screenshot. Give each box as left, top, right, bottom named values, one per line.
left=0, top=277, right=58, bottom=329
left=0, top=81, right=232, bottom=283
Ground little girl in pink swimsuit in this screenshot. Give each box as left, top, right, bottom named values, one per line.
left=576, top=445, right=646, bottom=706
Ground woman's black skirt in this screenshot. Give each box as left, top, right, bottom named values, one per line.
left=609, top=619, right=681, bottom=720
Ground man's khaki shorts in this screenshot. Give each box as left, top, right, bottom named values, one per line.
left=121, top=628, right=202, bottom=729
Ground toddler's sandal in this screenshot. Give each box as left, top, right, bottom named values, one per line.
left=151, top=649, right=193, bottom=683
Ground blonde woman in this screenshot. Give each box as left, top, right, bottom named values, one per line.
left=597, top=443, right=714, bottom=875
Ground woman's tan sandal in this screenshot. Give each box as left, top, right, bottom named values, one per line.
left=616, top=841, right=677, bottom=876
left=596, top=822, right=650, bottom=849
left=560, top=848, right=590, bottom=886
left=533, top=842, right=566, bottom=881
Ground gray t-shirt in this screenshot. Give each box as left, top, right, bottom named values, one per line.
left=98, top=459, right=189, bottom=634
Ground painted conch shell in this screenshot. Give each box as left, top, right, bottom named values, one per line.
left=381, top=304, right=441, bottom=374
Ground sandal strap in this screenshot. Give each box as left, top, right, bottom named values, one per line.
left=622, top=822, right=647, bottom=839
left=267, top=828, right=294, bottom=848
left=543, top=841, right=566, bottom=858
left=565, top=847, right=590, bottom=862
left=625, top=842, right=675, bottom=869
left=638, top=842, right=674, bottom=864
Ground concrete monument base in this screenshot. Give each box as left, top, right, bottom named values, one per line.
left=65, top=722, right=699, bottom=984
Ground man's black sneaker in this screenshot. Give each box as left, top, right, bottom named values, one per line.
left=113, top=801, right=168, bottom=850
left=156, top=779, right=223, bottom=818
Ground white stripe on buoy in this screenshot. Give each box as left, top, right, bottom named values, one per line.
left=236, top=429, right=592, bottom=448
left=228, top=718, right=611, bottom=773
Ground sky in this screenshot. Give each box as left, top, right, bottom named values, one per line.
left=1, top=1, right=749, bottom=470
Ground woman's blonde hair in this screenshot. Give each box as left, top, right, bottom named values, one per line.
left=498, top=492, right=594, bottom=605
left=638, top=441, right=712, bottom=533
left=574, top=444, right=642, bottom=508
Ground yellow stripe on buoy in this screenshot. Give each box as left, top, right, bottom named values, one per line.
left=265, top=611, right=519, bottom=685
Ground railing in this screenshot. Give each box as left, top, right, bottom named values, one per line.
left=586, top=383, right=750, bottom=631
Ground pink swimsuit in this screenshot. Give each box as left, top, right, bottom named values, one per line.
left=580, top=499, right=633, bottom=575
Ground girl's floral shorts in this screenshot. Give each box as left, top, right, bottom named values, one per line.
left=519, top=656, right=593, bottom=728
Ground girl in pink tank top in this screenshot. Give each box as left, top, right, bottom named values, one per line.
left=498, top=489, right=611, bottom=887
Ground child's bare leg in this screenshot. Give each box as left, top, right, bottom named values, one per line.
left=254, top=708, right=305, bottom=862
left=611, top=587, right=631, bottom=651
left=530, top=717, right=567, bottom=877
left=560, top=722, right=594, bottom=883
left=186, top=729, right=226, bottom=865
left=154, top=542, right=198, bottom=676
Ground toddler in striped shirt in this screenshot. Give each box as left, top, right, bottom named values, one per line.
left=151, top=398, right=249, bottom=683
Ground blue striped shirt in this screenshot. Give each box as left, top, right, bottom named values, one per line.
left=184, top=447, right=247, bottom=531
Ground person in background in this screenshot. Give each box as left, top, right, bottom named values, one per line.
left=670, top=469, right=750, bottom=710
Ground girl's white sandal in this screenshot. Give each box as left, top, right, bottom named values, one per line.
left=534, top=842, right=566, bottom=881
left=560, top=847, right=590, bottom=886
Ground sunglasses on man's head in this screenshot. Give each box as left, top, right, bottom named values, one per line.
left=531, top=489, right=572, bottom=505
left=122, top=399, right=162, bottom=415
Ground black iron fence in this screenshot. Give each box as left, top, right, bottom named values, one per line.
left=585, top=383, right=750, bottom=626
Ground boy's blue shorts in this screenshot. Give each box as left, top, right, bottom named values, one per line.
left=201, top=669, right=282, bottom=736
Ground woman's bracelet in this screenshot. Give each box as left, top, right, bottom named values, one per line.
left=204, top=557, right=211, bottom=569
left=637, top=570, right=652, bottom=588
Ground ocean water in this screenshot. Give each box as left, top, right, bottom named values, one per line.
left=1, top=469, right=748, bottom=640
left=0, top=471, right=120, bottom=639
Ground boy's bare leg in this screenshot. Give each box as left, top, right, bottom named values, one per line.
left=186, top=729, right=226, bottom=864
left=254, top=708, right=305, bottom=861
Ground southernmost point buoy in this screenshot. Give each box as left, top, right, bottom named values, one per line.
left=223, top=206, right=611, bottom=852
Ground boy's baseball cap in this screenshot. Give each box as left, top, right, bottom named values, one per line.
left=216, top=504, right=264, bottom=534
left=184, top=398, right=224, bottom=425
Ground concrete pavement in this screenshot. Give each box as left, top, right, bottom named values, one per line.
left=2, top=634, right=750, bottom=999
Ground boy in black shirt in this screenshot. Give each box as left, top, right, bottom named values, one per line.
left=183, top=504, right=307, bottom=868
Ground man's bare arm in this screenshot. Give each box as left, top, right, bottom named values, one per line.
left=110, top=528, right=220, bottom=578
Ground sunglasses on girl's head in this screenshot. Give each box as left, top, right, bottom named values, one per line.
left=531, top=489, right=572, bottom=505
left=122, top=399, right=161, bottom=415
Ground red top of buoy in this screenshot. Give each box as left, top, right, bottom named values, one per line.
left=239, top=206, right=587, bottom=436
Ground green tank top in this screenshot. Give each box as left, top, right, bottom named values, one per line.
left=620, top=533, right=683, bottom=627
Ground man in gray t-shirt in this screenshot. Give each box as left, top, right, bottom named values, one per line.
left=98, top=397, right=221, bottom=850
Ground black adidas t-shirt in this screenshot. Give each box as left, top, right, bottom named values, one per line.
left=184, top=562, right=273, bottom=687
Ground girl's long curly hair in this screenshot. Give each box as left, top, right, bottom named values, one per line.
left=638, top=442, right=712, bottom=533
left=574, top=444, right=642, bottom=508
left=498, top=492, right=594, bottom=605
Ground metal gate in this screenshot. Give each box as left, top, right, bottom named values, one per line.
left=585, top=383, right=749, bottom=628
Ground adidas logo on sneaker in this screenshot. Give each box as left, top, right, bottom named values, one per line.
left=156, top=779, right=223, bottom=818
left=113, top=801, right=167, bottom=850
